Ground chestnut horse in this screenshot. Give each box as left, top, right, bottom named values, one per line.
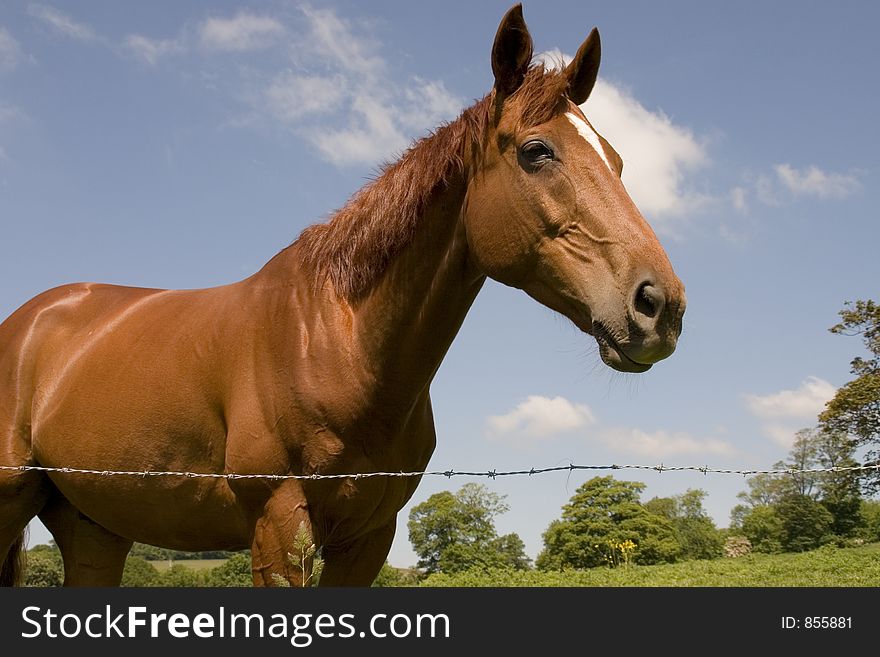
left=0, top=6, right=685, bottom=586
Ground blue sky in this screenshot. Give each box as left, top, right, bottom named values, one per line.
left=1, top=1, right=878, bottom=568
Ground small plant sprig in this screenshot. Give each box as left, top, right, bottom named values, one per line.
left=270, top=522, right=324, bottom=587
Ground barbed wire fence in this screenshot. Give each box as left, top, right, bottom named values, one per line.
left=2, top=461, right=879, bottom=481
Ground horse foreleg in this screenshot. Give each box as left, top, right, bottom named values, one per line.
left=39, top=493, right=132, bottom=586
left=250, top=482, right=314, bottom=587
left=318, top=519, right=396, bottom=587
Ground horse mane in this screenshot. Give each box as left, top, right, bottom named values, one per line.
left=293, top=65, right=570, bottom=300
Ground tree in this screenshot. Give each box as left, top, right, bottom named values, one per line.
left=861, top=499, right=880, bottom=542
left=120, top=557, right=162, bottom=587
left=734, top=505, right=784, bottom=553
left=161, top=564, right=205, bottom=587
left=205, top=552, right=253, bottom=587
left=371, top=561, right=422, bottom=587
left=536, top=476, right=679, bottom=570
left=645, top=489, right=723, bottom=560
left=730, top=464, right=790, bottom=553
left=128, top=543, right=170, bottom=561
left=407, top=483, right=530, bottom=574
left=775, top=493, right=834, bottom=552
left=820, top=299, right=880, bottom=491
left=812, top=429, right=864, bottom=537
left=128, top=542, right=239, bottom=561
left=731, top=427, right=864, bottom=548
left=733, top=470, right=788, bottom=508
left=492, top=532, right=532, bottom=570
left=24, top=544, right=64, bottom=587
left=785, top=429, right=821, bottom=497
left=777, top=427, right=864, bottom=538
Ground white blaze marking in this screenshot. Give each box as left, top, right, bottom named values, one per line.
left=565, top=111, right=613, bottom=172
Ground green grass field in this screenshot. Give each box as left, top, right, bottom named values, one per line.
left=151, top=559, right=228, bottom=573
left=420, top=542, right=880, bottom=587
left=117, top=543, right=880, bottom=586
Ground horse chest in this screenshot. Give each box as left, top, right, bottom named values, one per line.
left=280, top=400, right=436, bottom=541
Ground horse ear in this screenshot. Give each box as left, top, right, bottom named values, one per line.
left=565, top=28, right=601, bottom=105
left=491, top=4, right=534, bottom=98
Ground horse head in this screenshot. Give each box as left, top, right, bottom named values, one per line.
left=464, top=5, right=686, bottom=373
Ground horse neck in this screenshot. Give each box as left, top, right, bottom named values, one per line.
left=350, top=177, right=485, bottom=403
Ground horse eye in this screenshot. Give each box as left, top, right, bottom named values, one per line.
left=519, top=140, right=554, bottom=170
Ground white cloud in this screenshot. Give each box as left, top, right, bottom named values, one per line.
left=487, top=395, right=596, bottom=439
left=536, top=50, right=710, bottom=232
left=585, top=80, right=709, bottom=223
left=28, top=4, right=97, bottom=42
left=0, top=27, right=21, bottom=73
left=730, top=186, right=748, bottom=213
left=533, top=49, right=568, bottom=71
left=774, top=164, right=861, bottom=199
left=199, top=13, right=284, bottom=52
left=754, top=173, right=781, bottom=207
left=260, top=6, right=463, bottom=166
left=311, top=94, right=411, bottom=166
left=744, top=376, right=837, bottom=448
left=264, top=71, right=346, bottom=122
left=124, top=35, right=183, bottom=66
left=27, top=6, right=185, bottom=66
left=738, top=165, right=861, bottom=214
left=745, top=376, right=836, bottom=420
left=400, top=78, right=463, bottom=132
left=297, top=4, right=384, bottom=78
left=761, top=424, right=803, bottom=449
left=597, top=427, right=736, bottom=459
left=486, top=392, right=735, bottom=458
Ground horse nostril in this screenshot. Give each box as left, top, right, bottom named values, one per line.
left=633, top=282, right=664, bottom=321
